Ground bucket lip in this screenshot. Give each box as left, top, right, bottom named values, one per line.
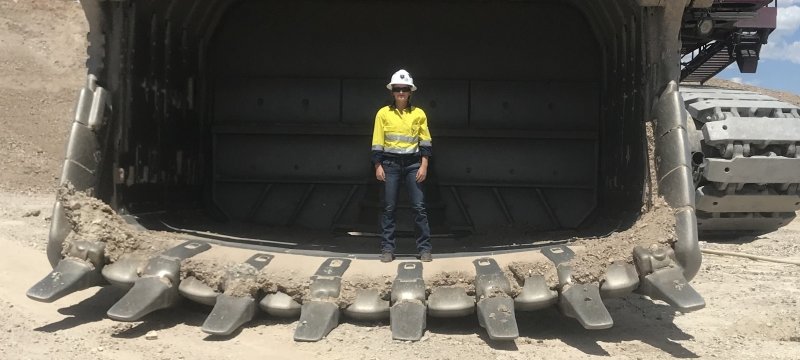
left=176, top=229, right=573, bottom=260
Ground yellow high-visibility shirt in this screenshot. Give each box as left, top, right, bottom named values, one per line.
left=371, top=106, right=432, bottom=156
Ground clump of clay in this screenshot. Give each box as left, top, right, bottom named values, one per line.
left=508, top=261, right=559, bottom=289
left=502, top=269, right=523, bottom=298
left=261, top=271, right=310, bottom=303
left=181, top=258, right=228, bottom=291
left=222, top=263, right=265, bottom=297
left=338, top=275, right=393, bottom=308
left=182, top=259, right=298, bottom=298
left=59, top=184, right=177, bottom=262
left=428, top=271, right=476, bottom=295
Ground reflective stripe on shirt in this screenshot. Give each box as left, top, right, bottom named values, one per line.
left=385, top=133, right=419, bottom=143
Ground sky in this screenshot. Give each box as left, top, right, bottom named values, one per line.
left=716, top=1, right=800, bottom=94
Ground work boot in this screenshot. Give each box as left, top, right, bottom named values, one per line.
left=419, top=251, right=432, bottom=262
left=380, top=251, right=394, bottom=263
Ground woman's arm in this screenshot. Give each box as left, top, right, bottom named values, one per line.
left=416, top=156, right=428, bottom=183
left=372, top=110, right=386, bottom=181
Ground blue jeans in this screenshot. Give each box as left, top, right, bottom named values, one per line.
left=380, top=157, right=432, bottom=253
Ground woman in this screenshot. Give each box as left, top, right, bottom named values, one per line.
left=371, top=69, right=433, bottom=262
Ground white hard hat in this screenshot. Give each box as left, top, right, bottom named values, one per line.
left=386, top=69, right=417, bottom=91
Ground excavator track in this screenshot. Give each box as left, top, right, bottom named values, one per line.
left=681, top=86, right=800, bottom=233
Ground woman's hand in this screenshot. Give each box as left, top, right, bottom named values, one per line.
left=415, top=166, right=427, bottom=183
left=375, top=164, right=385, bottom=182
left=416, top=156, right=429, bottom=183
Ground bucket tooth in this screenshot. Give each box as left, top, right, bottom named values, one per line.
left=391, top=262, right=425, bottom=303
left=600, top=263, right=640, bottom=298
left=344, top=289, right=389, bottom=321
left=473, top=258, right=511, bottom=297
left=28, top=240, right=106, bottom=302
left=639, top=267, right=705, bottom=312
left=198, top=253, right=273, bottom=334
left=107, top=241, right=211, bottom=321
left=106, top=276, right=179, bottom=321
left=202, top=294, right=257, bottom=336
left=477, top=297, right=519, bottom=340
left=293, top=258, right=350, bottom=342
left=178, top=276, right=219, bottom=306
left=102, top=255, right=149, bottom=289
left=308, top=258, right=351, bottom=299
left=473, top=257, right=518, bottom=340
left=427, top=287, right=475, bottom=317
left=293, top=301, right=340, bottom=342
left=559, top=283, right=614, bottom=330
left=27, top=258, right=103, bottom=302
left=514, top=275, right=557, bottom=311
left=390, top=262, right=427, bottom=341
left=259, top=292, right=301, bottom=317
left=544, top=247, right=612, bottom=329
left=633, top=245, right=705, bottom=312
left=391, top=301, right=427, bottom=341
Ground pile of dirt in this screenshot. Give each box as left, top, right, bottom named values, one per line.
left=221, top=262, right=268, bottom=297
left=261, top=271, right=311, bottom=303
left=565, top=120, right=676, bottom=284
left=507, top=261, right=559, bottom=289
left=182, top=258, right=310, bottom=300
left=181, top=258, right=228, bottom=291
left=568, top=199, right=675, bottom=283
left=428, top=271, right=476, bottom=295
left=58, top=185, right=178, bottom=262
left=338, top=275, right=393, bottom=308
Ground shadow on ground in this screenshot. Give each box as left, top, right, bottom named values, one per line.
left=424, top=296, right=698, bottom=358
left=34, top=286, right=127, bottom=333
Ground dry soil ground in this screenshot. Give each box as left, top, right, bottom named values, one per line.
left=1, top=1, right=799, bottom=359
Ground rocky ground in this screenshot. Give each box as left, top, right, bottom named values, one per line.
left=0, top=1, right=799, bottom=359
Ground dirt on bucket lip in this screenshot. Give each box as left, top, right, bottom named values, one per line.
left=507, top=261, right=559, bottom=289
left=565, top=120, right=676, bottom=284
left=428, top=271, right=476, bottom=295
left=58, top=185, right=180, bottom=262
left=567, top=198, right=676, bottom=284
left=338, top=275, right=393, bottom=308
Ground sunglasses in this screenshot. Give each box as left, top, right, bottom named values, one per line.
left=392, top=87, right=412, bottom=93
